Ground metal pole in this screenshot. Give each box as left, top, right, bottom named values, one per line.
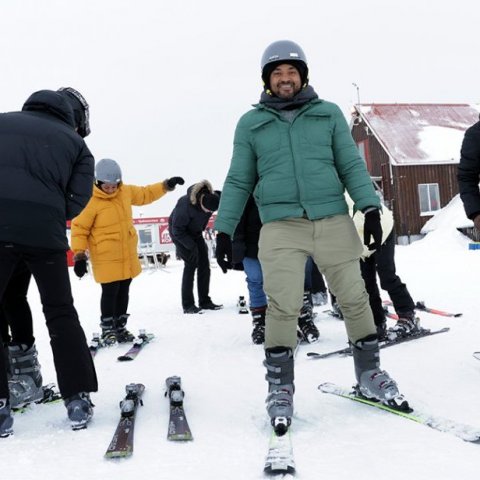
left=352, top=83, right=360, bottom=105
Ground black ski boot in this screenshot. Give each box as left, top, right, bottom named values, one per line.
left=297, top=309, right=320, bottom=344
left=100, top=316, right=117, bottom=345
left=64, top=392, right=94, bottom=430
left=8, top=343, right=44, bottom=408
left=237, top=296, right=249, bottom=314
left=302, top=290, right=313, bottom=315
left=389, top=312, right=420, bottom=339
left=250, top=306, right=266, bottom=344
left=115, top=314, right=135, bottom=343
left=352, top=335, right=408, bottom=410
left=264, top=347, right=294, bottom=435
left=0, top=398, right=13, bottom=437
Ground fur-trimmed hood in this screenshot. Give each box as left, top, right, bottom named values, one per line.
left=188, top=180, right=214, bottom=206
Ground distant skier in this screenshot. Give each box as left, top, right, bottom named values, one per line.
left=71, top=158, right=184, bottom=342
left=169, top=180, right=222, bottom=313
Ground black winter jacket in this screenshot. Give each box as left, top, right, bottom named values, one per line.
left=0, top=90, right=94, bottom=250
left=169, top=181, right=216, bottom=250
left=232, top=196, right=262, bottom=263
left=458, top=121, right=480, bottom=219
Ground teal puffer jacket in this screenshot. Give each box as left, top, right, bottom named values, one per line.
left=215, top=99, right=380, bottom=236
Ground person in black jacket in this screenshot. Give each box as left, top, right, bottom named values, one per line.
left=169, top=180, right=222, bottom=313
left=0, top=88, right=98, bottom=436
left=458, top=119, right=480, bottom=231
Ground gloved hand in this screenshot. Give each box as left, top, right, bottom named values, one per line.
left=165, top=176, right=185, bottom=191
left=215, top=232, right=232, bottom=274
left=73, top=252, right=88, bottom=278
left=363, top=208, right=382, bottom=250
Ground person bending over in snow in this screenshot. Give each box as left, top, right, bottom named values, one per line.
left=168, top=180, right=222, bottom=314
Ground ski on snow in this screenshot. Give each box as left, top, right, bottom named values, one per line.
left=165, top=376, right=193, bottom=441
left=89, top=330, right=154, bottom=360
left=264, top=425, right=295, bottom=476
left=473, top=352, right=480, bottom=361
left=382, top=299, right=462, bottom=318
left=307, top=327, right=450, bottom=360
left=319, top=382, right=480, bottom=443
left=117, top=330, right=154, bottom=361
left=105, top=383, right=145, bottom=458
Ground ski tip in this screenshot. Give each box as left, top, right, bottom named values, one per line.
left=117, top=355, right=134, bottom=362
left=105, top=450, right=132, bottom=459
left=264, top=465, right=296, bottom=476
left=318, top=382, right=335, bottom=393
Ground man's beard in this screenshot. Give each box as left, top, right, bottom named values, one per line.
left=274, top=81, right=300, bottom=99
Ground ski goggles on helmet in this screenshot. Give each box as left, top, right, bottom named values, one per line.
left=58, top=87, right=91, bottom=138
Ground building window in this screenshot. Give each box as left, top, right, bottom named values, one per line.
left=138, top=227, right=153, bottom=246
left=418, top=183, right=440, bottom=215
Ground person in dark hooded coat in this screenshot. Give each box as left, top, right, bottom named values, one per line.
left=0, top=88, right=97, bottom=436
left=169, top=180, right=222, bottom=313
left=458, top=118, right=480, bottom=231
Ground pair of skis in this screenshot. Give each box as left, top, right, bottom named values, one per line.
left=263, top=375, right=480, bottom=476
left=90, top=330, right=154, bottom=361
left=105, top=376, right=192, bottom=459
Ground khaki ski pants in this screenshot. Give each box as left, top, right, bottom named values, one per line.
left=258, top=215, right=376, bottom=350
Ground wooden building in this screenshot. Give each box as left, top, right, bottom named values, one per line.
left=350, top=103, right=479, bottom=241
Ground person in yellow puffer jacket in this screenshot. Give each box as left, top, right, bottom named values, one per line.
left=71, top=158, right=184, bottom=343
left=331, top=194, right=417, bottom=340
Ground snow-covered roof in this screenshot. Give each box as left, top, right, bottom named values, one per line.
left=355, top=104, right=480, bottom=166
left=421, top=194, right=473, bottom=234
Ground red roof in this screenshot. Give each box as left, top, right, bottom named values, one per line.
left=354, top=103, right=480, bottom=165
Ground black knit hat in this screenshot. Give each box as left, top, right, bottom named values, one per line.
left=262, top=60, right=308, bottom=91
left=201, top=192, right=220, bottom=212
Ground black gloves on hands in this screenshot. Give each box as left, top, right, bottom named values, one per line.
left=215, top=233, right=232, bottom=274
left=165, top=176, right=185, bottom=191
left=363, top=208, right=383, bottom=251
left=73, top=252, right=88, bottom=278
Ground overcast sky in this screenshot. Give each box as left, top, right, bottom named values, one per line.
left=1, top=0, right=478, bottom=217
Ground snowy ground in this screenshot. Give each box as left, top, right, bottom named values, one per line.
left=1, top=226, right=480, bottom=480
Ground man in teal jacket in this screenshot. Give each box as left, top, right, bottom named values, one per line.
left=215, top=40, right=406, bottom=434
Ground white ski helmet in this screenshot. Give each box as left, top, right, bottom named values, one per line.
left=95, top=158, right=122, bottom=184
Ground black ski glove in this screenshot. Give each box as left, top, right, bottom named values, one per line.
left=363, top=208, right=383, bottom=251
left=73, top=252, right=88, bottom=278
left=165, top=176, right=185, bottom=191
left=215, top=233, right=232, bottom=274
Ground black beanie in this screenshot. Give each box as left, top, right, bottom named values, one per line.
left=201, top=192, right=220, bottom=212
left=262, top=60, right=308, bottom=91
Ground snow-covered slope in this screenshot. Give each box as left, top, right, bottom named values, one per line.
left=3, top=228, right=480, bottom=480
